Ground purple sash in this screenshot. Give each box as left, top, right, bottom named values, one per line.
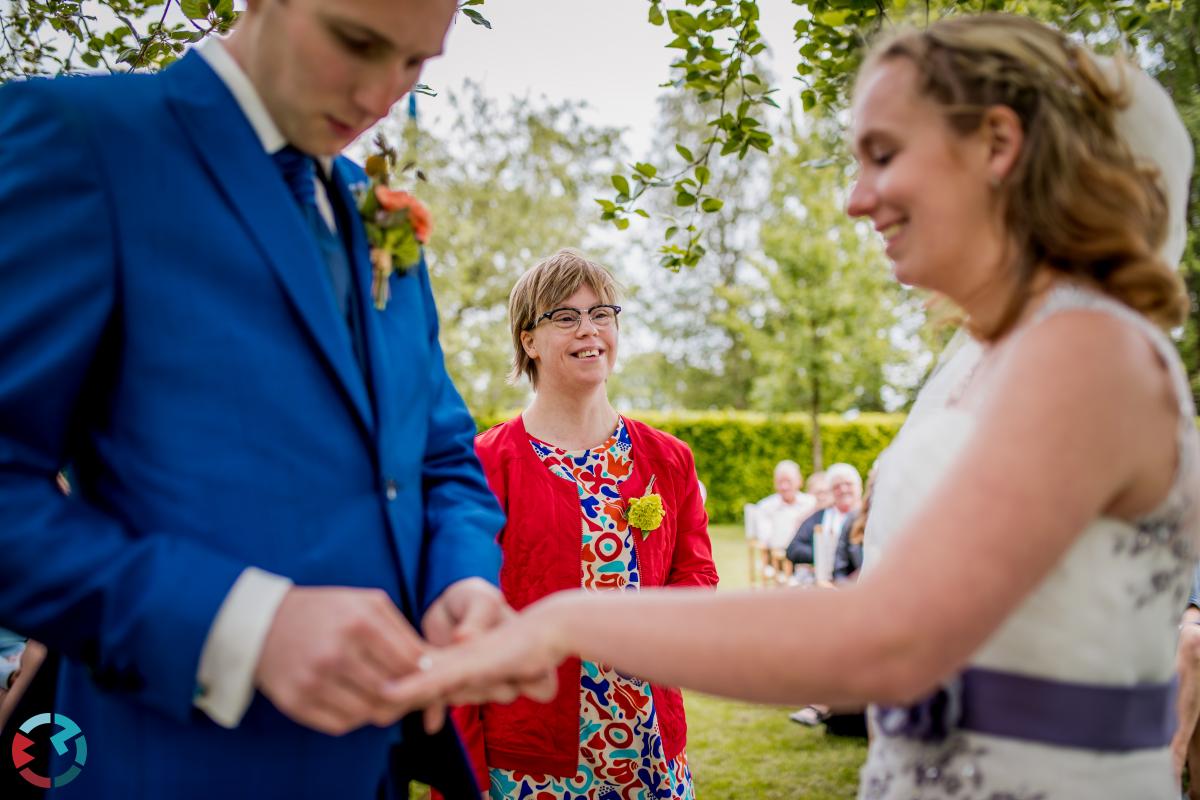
left=877, top=667, right=1176, bottom=752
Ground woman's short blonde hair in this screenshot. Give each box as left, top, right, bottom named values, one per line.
left=507, top=249, right=622, bottom=386
left=859, top=14, right=1187, bottom=338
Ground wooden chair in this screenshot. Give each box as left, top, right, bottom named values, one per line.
left=743, top=504, right=771, bottom=588
left=769, top=548, right=794, bottom=587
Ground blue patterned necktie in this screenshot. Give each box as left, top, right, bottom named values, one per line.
left=272, top=145, right=366, bottom=376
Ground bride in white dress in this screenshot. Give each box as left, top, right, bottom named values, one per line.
left=386, top=14, right=1197, bottom=798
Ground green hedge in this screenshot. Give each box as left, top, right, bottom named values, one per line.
left=476, top=410, right=904, bottom=524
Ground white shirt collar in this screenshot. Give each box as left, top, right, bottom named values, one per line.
left=197, top=38, right=334, bottom=174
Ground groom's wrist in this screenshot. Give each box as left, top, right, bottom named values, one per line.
left=194, top=567, right=293, bottom=728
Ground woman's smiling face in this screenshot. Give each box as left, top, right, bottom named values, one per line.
left=521, top=284, right=619, bottom=394
left=846, top=57, right=1008, bottom=299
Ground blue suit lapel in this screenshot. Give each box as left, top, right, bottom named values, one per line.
left=160, top=51, right=375, bottom=439
left=330, top=162, right=394, bottom=444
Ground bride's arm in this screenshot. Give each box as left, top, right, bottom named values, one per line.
left=393, top=310, right=1177, bottom=712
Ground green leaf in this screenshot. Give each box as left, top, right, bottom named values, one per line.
left=816, top=10, right=851, bottom=26
left=595, top=199, right=617, bottom=212
left=675, top=144, right=695, bottom=162
left=675, top=191, right=697, bottom=207
left=611, top=174, right=631, bottom=196
left=667, top=10, right=700, bottom=35
left=665, top=225, right=678, bottom=240
left=648, top=2, right=664, bottom=25
left=701, top=197, right=724, bottom=212
left=695, top=165, right=710, bottom=185
left=634, top=162, right=658, bottom=178
left=801, top=90, right=816, bottom=112
left=634, top=209, right=650, bottom=218
left=614, top=217, right=631, bottom=230
left=461, top=8, right=492, bottom=28
left=180, top=0, right=209, bottom=19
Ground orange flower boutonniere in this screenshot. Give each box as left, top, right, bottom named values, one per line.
left=354, top=135, right=433, bottom=311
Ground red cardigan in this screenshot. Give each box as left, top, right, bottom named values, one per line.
left=452, top=415, right=719, bottom=787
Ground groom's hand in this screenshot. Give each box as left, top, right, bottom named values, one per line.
left=421, top=577, right=511, bottom=647
left=254, top=586, right=427, bottom=736
left=418, top=578, right=512, bottom=732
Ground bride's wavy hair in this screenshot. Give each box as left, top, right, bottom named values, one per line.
left=860, top=13, right=1187, bottom=339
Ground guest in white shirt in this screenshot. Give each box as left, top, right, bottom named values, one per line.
left=753, top=460, right=817, bottom=551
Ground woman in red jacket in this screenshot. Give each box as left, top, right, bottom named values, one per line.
left=456, top=248, right=718, bottom=800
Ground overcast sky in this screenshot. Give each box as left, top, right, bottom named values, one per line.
left=414, top=0, right=803, bottom=158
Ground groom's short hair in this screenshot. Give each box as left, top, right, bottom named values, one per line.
left=507, top=248, right=621, bottom=387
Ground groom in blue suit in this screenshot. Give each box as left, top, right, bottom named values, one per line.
left=0, top=0, right=511, bottom=796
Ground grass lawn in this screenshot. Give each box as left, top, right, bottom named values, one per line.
left=682, top=523, right=866, bottom=799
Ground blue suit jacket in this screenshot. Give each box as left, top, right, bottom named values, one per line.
left=0, top=52, right=503, bottom=798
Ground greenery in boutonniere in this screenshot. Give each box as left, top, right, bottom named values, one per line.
left=356, top=134, right=432, bottom=311
left=628, top=475, right=665, bottom=538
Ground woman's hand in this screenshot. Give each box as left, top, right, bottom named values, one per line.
left=386, top=597, right=567, bottom=732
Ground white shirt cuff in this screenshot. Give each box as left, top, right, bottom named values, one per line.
left=194, top=566, right=292, bottom=728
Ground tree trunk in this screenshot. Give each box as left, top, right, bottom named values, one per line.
left=810, top=376, right=823, bottom=473
left=808, top=316, right=823, bottom=472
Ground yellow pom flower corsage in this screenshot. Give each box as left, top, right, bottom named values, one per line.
left=628, top=475, right=665, bottom=539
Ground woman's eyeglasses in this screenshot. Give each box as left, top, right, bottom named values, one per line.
left=529, top=304, right=622, bottom=331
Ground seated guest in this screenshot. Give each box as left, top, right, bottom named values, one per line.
left=0, top=637, right=44, bottom=732
left=806, top=471, right=832, bottom=510
left=791, top=469, right=873, bottom=729
left=786, top=463, right=863, bottom=584
left=452, top=249, right=719, bottom=799
left=1173, top=564, right=1200, bottom=795
left=0, top=629, right=25, bottom=689
left=832, top=468, right=876, bottom=584
left=755, top=460, right=817, bottom=551
left=832, top=510, right=865, bottom=584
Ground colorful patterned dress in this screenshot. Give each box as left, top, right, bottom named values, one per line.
left=489, top=417, right=695, bottom=800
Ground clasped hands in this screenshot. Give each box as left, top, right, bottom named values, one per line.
left=254, top=578, right=560, bottom=736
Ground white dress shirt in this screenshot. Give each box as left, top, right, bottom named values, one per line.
left=755, top=492, right=817, bottom=551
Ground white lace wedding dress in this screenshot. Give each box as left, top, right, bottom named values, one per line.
left=860, top=285, right=1198, bottom=798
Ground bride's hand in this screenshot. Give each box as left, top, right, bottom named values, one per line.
left=387, top=597, right=566, bottom=731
